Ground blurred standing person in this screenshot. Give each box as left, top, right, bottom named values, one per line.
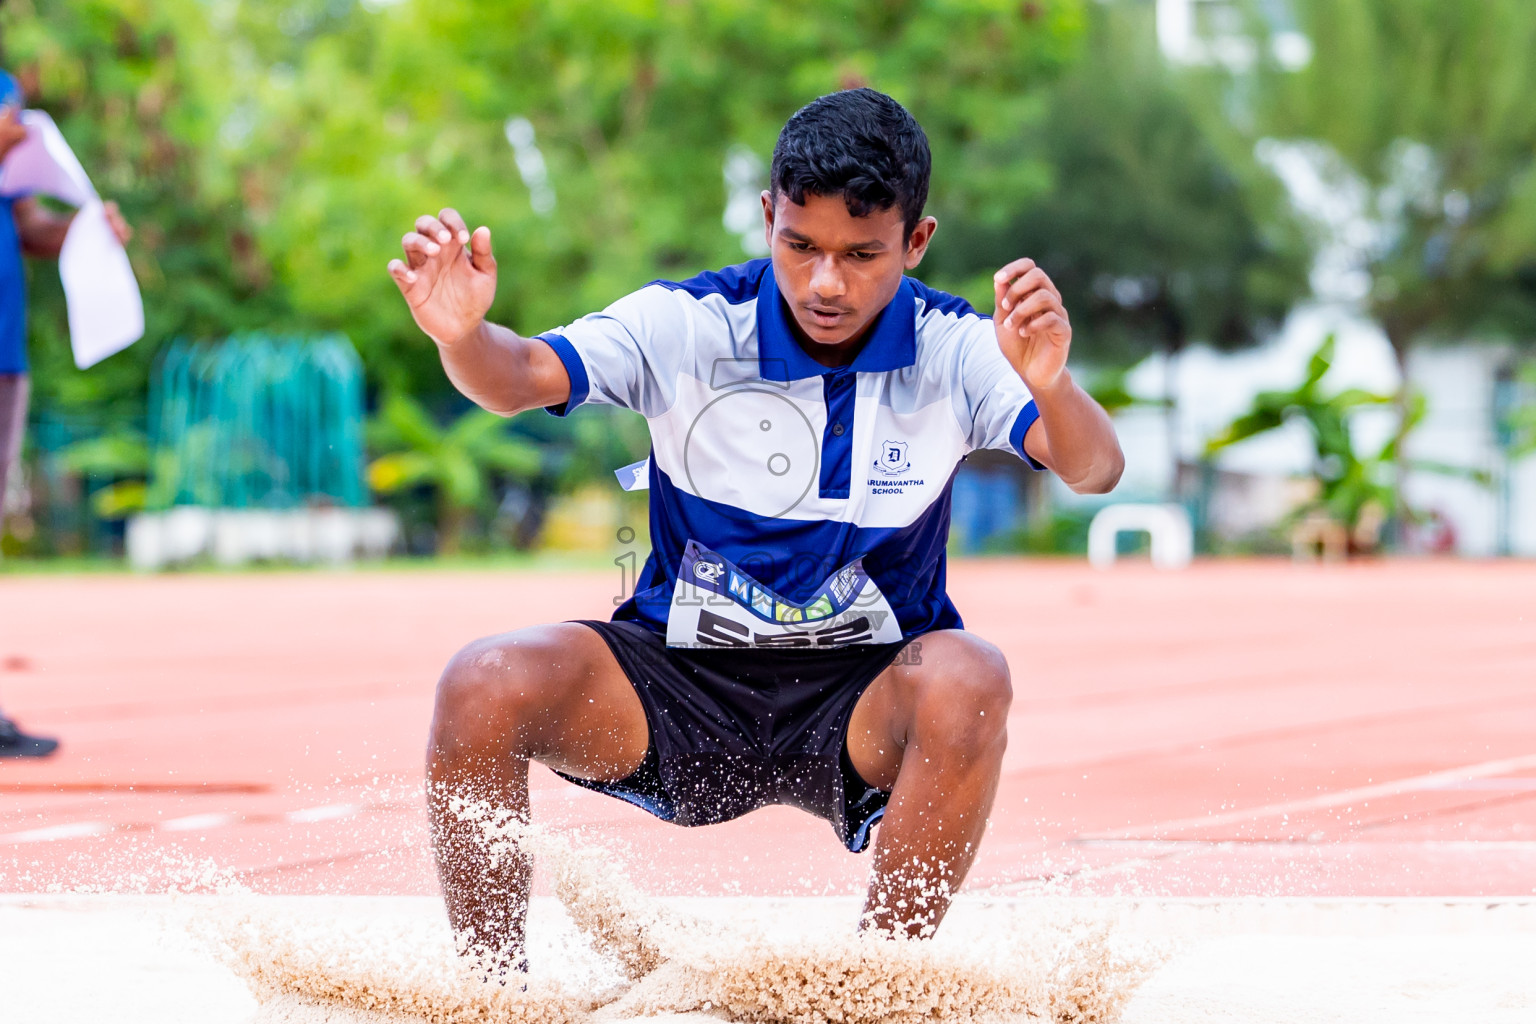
left=0, top=48, right=132, bottom=757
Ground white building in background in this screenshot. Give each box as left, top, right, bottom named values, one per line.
left=1403, top=346, right=1534, bottom=557
left=1083, top=303, right=1534, bottom=557
left=1071, top=14, right=1536, bottom=558
left=1156, top=0, right=1312, bottom=71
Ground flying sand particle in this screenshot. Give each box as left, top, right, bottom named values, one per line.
left=198, top=799, right=1159, bottom=1024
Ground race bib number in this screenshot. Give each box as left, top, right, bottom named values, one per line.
left=665, top=540, right=903, bottom=649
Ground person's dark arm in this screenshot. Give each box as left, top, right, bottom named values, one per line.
left=12, top=198, right=72, bottom=258
left=13, top=198, right=133, bottom=259
left=0, top=104, right=26, bottom=163
left=992, top=257, right=1124, bottom=494
left=388, top=207, right=571, bottom=416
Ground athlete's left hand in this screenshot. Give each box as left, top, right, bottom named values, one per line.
left=992, top=258, right=1071, bottom=393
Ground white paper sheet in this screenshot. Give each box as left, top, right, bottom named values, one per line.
left=0, top=109, right=144, bottom=368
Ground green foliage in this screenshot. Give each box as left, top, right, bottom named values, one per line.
left=1, top=0, right=1104, bottom=554
left=1205, top=335, right=1489, bottom=532
left=1239, top=0, right=1536, bottom=354
left=1081, top=365, right=1165, bottom=416
left=53, top=428, right=150, bottom=518
left=366, top=392, right=540, bottom=553
left=54, top=430, right=150, bottom=477
left=547, top=409, right=651, bottom=495
left=3, top=0, right=1090, bottom=556
left=1, top=0, right=303, bottom=423
left=1509, top=363, right=1536, bottom=459
left=922, top=0, right=1310, bottom=363
left=4, top=0, right=1086, bottom=402
left=165, top=0, right=1086, bottom=391
left=996, top=506, right=1094, bottom=556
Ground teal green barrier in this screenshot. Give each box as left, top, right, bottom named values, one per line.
left=148, top=334, right=366, bottom=510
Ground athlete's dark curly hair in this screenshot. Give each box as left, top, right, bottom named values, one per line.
left=770, top=88, right=931, bottom=239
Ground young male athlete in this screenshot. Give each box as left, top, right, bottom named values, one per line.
left=388, top=89, right=1122, bottom=969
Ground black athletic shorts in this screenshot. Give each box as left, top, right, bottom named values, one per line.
left=553, top=619, right=916, bottom=852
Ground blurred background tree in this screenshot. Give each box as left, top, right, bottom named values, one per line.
left=921, top=0, right=1311, bottom=506
left=12, top=0, right=1526, bottom=559
left=1239, top=0, right=1536, bottom=364
left=1210, top=0, right=1536, bottom=532
left=0, top=0, right=300, bottom=425
left=925, top=1, right=1309, bottom=361
left=214, top=0, right=1085, bottom=389
left=366, top=393, right=539, bottom=554
left=1, top=0, right=1091, bottom=555
left=1205, top=335, right=1467, bottom=545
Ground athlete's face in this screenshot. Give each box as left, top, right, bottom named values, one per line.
left=762, top=190, right=937, bottom=364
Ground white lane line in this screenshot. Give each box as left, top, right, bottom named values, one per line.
left=160, top=812, right=235, bottom=832
left=985, top=850, right=1189, bottom=895
left=1076, top=838, right=1536, bottom=851
left=286, top=803, right=358, bottom=824
left=1434, top=777, right=1536, bottom=791
left=982, top=839, right=1536, bottom=897
left=0, top=821, right=111, bottom=845
left=1, top=801, right=372, bottom=842
left=1092, top=751, right=1536, bottom=840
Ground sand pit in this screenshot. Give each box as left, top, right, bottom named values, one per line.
left=5, top=893, right=1536, bottom=1023
left=220, top=909, right=1148, bottom=1024
left=10, top=812, right=1521, bottom=1024
left=202, top=819, right=1156, bottom=1024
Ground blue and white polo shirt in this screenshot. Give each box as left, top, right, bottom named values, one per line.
left=539, top=257, right=1042, bottom=648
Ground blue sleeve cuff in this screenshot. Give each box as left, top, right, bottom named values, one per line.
left=537, top=333, right=589, bottom=417
left=1009, top=400, right=1046, bottom=471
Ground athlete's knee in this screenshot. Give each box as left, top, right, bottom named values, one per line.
left=911, top=633, right=1011, bottom=754
left=431, top=627, right=570, bottom=759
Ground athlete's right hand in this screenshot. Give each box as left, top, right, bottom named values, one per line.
left=388, top=207, right=497, bottom=346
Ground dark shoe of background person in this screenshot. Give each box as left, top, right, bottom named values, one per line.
left=0, top=714, right=59, bottom=758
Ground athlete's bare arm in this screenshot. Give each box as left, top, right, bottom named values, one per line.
left=992, top=258, right=1124, bottom=494
left=388, top=207, right=570, bottom=417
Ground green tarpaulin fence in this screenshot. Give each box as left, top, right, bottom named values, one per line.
left=147, top=334, right=366, bottom=510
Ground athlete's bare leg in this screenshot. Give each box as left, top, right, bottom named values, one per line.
left=846, top=630, right=1012, bottom=937
left=425, top=622, right=646, bottom=974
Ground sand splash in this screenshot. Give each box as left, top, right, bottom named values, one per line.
left=600, top=922, right=1149, bottom=1024
left=199, top=802, right=1158, bottom=1024
left=461, top=800, right=687, bottom=981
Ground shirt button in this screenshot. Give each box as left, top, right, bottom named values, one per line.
left=831, top=422, right=845, bottom=436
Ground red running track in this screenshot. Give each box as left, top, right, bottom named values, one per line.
left=2, top=560, right=1533, bottom=899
